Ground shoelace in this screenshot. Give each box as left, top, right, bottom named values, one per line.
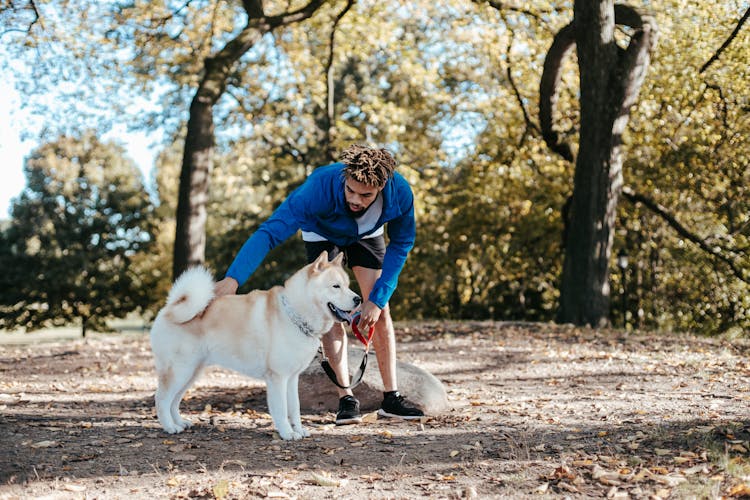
left=385, top=394, right=406, bottom=407
left=341, top=396, right=357, bottom=406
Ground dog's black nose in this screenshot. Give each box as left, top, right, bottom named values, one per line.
left=354, top=296, right=362, bottom=306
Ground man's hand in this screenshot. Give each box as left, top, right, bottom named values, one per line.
left=356, top=300, right=382, bottom=333
left=214, top=277, right=239, bottom=297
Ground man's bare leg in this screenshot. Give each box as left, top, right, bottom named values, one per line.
left=352, top=266, right=397, bottom=391
left=322, top=320, right=362, bottom=425
left=320, top=322, right=352, bottom=398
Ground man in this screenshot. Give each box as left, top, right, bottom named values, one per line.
left=214, top=144, right=424, bottom=425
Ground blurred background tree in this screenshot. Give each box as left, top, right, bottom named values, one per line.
left=0, top=133, right=156, bottom=336
left=0, top=0, right=747, bottom=335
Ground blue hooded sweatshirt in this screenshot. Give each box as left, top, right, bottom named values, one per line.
left=225, top=163, right=416, bottom=308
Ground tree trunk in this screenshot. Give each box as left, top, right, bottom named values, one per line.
left=540, top=2, right=656, bottom=326
left=173, top=90, right=215, bottom=278
left=172, top=1, right=326, bottom=279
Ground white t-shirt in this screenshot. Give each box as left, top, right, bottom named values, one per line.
left=302, top=192, right=384, bottom=242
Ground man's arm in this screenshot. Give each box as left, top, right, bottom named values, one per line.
left=369, top=187, right=416, bottom=308
left=222, top=181, right=316, bottom=290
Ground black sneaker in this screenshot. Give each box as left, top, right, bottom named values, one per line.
left=335, top=395, right=362, bottom=425
left=378, top=391, right=424, bottom=420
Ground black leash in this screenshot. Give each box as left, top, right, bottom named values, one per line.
left=320, top=313, right=374, bottom=390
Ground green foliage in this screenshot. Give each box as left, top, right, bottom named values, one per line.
left=618, top=0, right=750, bottom=334
left=3, top=0, right=748, bottom=335
left=0, top=133, right=157, bottom=335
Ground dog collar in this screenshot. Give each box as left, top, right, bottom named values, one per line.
left=280, top=294, right=317, bottom=337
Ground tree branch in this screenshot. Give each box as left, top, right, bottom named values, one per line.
left=700, top=5, right=750, bottom=73
left=538, top=22, right=576, bottom=162
left=622, top=185, right=748, bottom=284
left=0, top=0, right=43, bottom=37
left=475, top=0, right=550, bottom=20
left=201, top=0, right=325, bottom=102
left=323, top=0, right=356, bottom=161
left=266, top=0, right=327, bottom=27
left=612, top=5, right=657, bottom=125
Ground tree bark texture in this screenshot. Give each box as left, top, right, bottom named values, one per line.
left=173, top=0, right=326, bottom=279
left=540, top=2, right=656, bottom=326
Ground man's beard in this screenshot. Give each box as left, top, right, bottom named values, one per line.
left=347, top=204, right=369, bottom=218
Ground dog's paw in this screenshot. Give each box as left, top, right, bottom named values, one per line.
left=276, top=427, right=304, bottom=441
left=176, top=417, right=193, bottom=429
left=293, top=425, right=311, bottom=438
left=162, top=423, right=184, bottom=434
left=276, top=429, right=294, bottom=440
left=157, top=416, right=184, bottom=434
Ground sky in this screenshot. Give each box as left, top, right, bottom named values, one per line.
left=0, top=79, right=158, bottom=220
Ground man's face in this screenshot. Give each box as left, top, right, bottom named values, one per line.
left=344, top=177, right=381, bottom=214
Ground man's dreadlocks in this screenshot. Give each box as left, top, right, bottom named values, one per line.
left=339, top=144, right=397, bottom=188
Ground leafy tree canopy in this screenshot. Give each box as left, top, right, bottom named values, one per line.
left=1, top=0, right=748, bottom=335
left=0, top=133, right=156, bottom=336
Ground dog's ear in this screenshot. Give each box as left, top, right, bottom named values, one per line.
left=312, top=251, right=328, bottom=273
left=331, top=252, right=344, bottom=267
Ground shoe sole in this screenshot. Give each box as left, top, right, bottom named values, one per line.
left=335, top=416, right=362, bottom=425
left=377, top=409, right=424, bottom=420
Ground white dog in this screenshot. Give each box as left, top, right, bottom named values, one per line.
left=149, top=251, right=361, bottom=440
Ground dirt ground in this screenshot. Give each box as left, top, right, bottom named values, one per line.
left=2, top=321, right=750, bottom=499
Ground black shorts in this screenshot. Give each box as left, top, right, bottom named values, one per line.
left=305, top=235, right=386, bottom=270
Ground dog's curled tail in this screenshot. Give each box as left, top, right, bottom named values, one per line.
left=164, top=266, right=215, bottom=323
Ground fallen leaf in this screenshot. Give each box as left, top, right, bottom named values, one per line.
left=361, top=412, right=378, bottom=423
left=683, top=464, right=709, bottom=475
left=310, top=472, right=348, bottom=487
left=62, top=484, right=86, bottom=492
left=557, top=481, right=579, bottom=493
left=592, top=465, right=622, bottom=486
left=535, top=482, right=549, bottom=493
left=653, top=488, right=671, bottom=499
left=31, top=440, right=59, bottom=449
left=650, top=473, right=686, bottom=487
left=212, top=479, right=229, bottom=500
left=727, top=484, right=750, bottom=497
left=572, top=459, right=594, bottom=466
left=552, top=465, right=576, bottom=481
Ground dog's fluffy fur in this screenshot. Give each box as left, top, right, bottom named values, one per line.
left=150, top=252, right=360, bottom=440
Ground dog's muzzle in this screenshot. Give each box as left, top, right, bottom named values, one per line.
left=327, top=303, right=354, bottom=324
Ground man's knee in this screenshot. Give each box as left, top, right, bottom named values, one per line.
left=324, top=324, right=346, bottom=342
